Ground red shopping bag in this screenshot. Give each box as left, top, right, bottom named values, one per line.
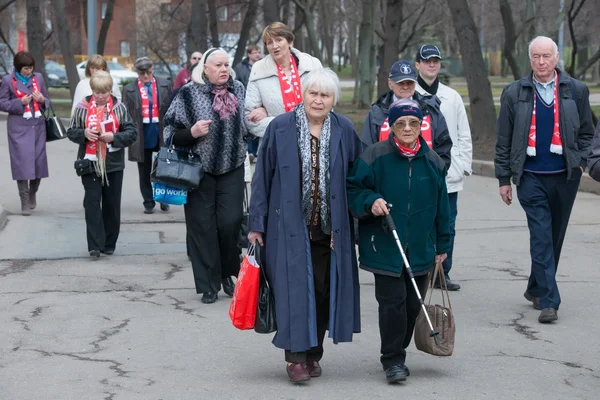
left=229, top=247, right=260, bottom=330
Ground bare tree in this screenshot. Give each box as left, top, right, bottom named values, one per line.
left=499, top=0, right=521, bottom=80
left=446, top=0, right=496, bottom=142
left=263, top=0, right=279, bottom=25
left=25, top=0, right=48, bottom=84
left=293, top=0, right=321, bottom=58
left=208, top=0, right=221, bottom=48
left=233, top=0, right=260, bottom=67
left=358, top=0, right=375, bottom=108
left=187, top=0, right=208, bottom=54
left=53, top=0, right=79, bottom=97
left=566, top=0, right=588, bottom=76
left=97, top=0, right=115, bottom=55
left=576, top=46, right=600, bottom=79
left=376, top=1, right=403, bottom=94
left=0, top=0, right=17, bottom=55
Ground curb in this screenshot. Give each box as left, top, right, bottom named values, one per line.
left=0, top=205, right=7, bottom=232
left=471, top=160, right=600, bottom=195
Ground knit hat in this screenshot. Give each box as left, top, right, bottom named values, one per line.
left=388, top=99, right=423, bottom=126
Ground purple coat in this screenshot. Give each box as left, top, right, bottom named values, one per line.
left=0, top=72, right=50, bottom=180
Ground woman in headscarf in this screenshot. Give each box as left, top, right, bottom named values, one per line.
left=248, top=68, right=363, bottom=383
left=163, top=48, right=246, bottom=304
left=0, top=51, right=50, bottom=215
left=67, top=71, right=137, bottom=257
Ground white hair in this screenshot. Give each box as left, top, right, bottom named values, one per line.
left=301, top=68, right=342, bottom=105
left=191, top=48, right=236, bottom=85
left=528, top=36, right=559, bottom=59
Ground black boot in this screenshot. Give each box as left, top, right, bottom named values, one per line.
left=222, top=277, right=235, bottom=297
left=201, top=292, right=218, bottom=304
left=16, top=181, right=31, bottom=216
left=29, top=179, right=41, bottom=210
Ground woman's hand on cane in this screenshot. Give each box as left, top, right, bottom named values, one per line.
left=371, top=198, right=389, bottom=216
left=248, top=231, right=263, bottom=246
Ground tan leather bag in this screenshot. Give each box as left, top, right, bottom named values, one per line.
left=414, top=263, right=455, bottom=356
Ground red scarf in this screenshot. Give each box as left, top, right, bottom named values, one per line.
left=13, top=76, right=41, bottom=119
left=379, top=115, right=432, bottom=148
left=138, top=77, right=159, bottom=123
left=394, top=136, right=421, bottom=157
left=527, top=73, right=562, bottom=156
left=277, top=55, right=302, bottom=112
left=85, top=96, right=119, bottom=161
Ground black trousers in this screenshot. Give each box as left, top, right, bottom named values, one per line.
left=517, top=171, right=581, bottom=309
left=137, top=149, right=155, bottom=209
left=81, top=170, right=124, bottom=252
left=374, top=268, right=429, bottom=369
left=185, top=165, right=244, bottom=294
left=285, top=237, right=331, bottom=363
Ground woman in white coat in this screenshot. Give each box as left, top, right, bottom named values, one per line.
left=71, top=54, right=121, bottom=117
left=244, top=22, right=322, bottom=139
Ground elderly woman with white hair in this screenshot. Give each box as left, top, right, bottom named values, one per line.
left=163, top=47, right=247, bottom=304
left=248, top=68, right=364, bottom=383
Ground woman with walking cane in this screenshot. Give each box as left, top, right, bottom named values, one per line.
left=347, top=98, right=451, bottom=384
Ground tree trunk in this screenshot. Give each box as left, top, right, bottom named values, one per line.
left=348, top=19, right=358, bottom=78
left=292, top=5, right=305, bottom=52
left=377, top=0, right=402, bottom=95
left=207, top=0, right=220, bottom=47
left=446, top=0, right=496, bottom=142
left=576, top=46, right=600, bottom=79
left=293, top=0, right=320, bottom=58
left=319, top=0, right=334, bottom=67
left=263, top=0, right=279, bottom=26
left=25, top=0, right=48, bottom=84
left=281, top=0, right=291, bottom=25
left=358, top=0, right=375, bottom=109
left=53, top=0, right=80, bottom=97
left=233, top=0, right=259, bottom=66
left=566, top=0, right=587, bottom=76
left=187, top=0, right=207, bottom=54
left=97, top=0, right=115, bottom=55
left=499, top=0, right=521, bottom=80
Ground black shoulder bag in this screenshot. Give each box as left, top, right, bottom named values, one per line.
left=151, top=133, right=203, bottom=190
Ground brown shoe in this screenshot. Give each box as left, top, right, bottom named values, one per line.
left=524, top=292, right=541, bottom=310
left=538, top=308, right=558, bottom=323
left=306, top=360, right=322, bottom=377
left=286, top=363, right=311, bottom=383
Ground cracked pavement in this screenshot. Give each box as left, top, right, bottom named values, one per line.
left=0, top=119, right=599, bottom=399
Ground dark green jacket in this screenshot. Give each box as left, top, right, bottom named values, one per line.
left=347, top=135, right=451, bottom=276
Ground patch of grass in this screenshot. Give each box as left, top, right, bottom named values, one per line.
left=48, top=87, right=72, bottom=100
left=52, top=102, right=73, bottom=120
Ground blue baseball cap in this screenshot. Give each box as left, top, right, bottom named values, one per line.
left=416, top=44, right=442, bottom=61
left=388, top=60, right=417, bottom=83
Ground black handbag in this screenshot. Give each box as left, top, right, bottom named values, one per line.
left=254, top=245, right=277, bottom=334
left=44, top=103, right=67, bottom=142
left=74, top=159, right=95, bottom=176
left=237, top=186, right=249, bottom=249
left=151, top=135, right=203, bottom=190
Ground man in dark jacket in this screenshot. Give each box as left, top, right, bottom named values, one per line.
left=495, top=36, right=594, bottom=324
left=123, top=56, right=173, bottom=214
left=348, top=99, right=450, bottom=383
left=235, top=45, right=262, bottom=160
left=361, top=60, right=452, bottom=171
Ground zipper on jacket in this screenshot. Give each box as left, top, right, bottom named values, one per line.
left=405, top=160, right=412, bottom=254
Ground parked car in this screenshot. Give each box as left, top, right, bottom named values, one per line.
left=153, top=62, right=182, bottom=83
left=45, top=60, right=69, bottom=88
left=76, top=60, right=138, bottom=87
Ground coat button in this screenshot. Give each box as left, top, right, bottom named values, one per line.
left=335, top=229, right=340, bottom=233
left=332, top=195, right=336, bottom=199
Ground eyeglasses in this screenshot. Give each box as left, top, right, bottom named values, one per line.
left=137, top=70, right=152, bottom=76
left=191, top=57, right=201, bottom=60
left=393, top=119, right=421, bottom=129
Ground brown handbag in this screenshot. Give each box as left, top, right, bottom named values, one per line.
left=414, top=262, right=455, bottom=356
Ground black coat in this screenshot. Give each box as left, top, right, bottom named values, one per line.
left=122, top=77, right=172, bottom=162
left=234, top=58, right=252, bottom=88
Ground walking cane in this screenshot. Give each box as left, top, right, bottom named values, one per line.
left=384, top=203, right=440, bottom=345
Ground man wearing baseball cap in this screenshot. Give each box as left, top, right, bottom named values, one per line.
left=361, top=59, right=452, bottom=171
left=415, top=44, right=473, bottom=291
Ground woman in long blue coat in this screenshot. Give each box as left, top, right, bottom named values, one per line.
left=248, top=68, right=363, bottom=383
left=0, top=51, right=50, bottom=216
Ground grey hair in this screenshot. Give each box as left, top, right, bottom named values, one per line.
left=301, top=68, right=342, bottom=105
left=191, top=48, right=236, bottom=85
left=389, top=98, right=421, bottom=110
left=528, top=36, right=559, bottom=58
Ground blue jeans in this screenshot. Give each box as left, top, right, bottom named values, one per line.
left=247, top=137, right=259, bottom=156
left=516, top=171, right=581, bottom=309
left=442, top=192, right=458, bottom=277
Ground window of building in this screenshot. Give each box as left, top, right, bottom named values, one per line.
left=101, top=2, right=107, bottom=19
left=231, top=6, right=242, bottom=21
left=120, top=41, right=130, bottom=57
left=217, top=6, right=227, bottom=21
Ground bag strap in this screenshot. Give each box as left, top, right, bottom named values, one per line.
left=45, top=102, right=57, bottom=118
left=243, top=186, right=249, bottom=212
left=426, top=262, right=452, bottom=311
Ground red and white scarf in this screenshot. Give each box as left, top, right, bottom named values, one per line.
left=13, top=76, right=41, bottom=119
left=527, top=73, right=562, bottom=156
left=138, top=77, right=159, bottom=123
left=379, top=115, right=432, bottom=148
left=85, top=96, right=119, bottom=162
left=394, top=136, right=421, bottom=157
left=277, top=55, right=302, bottom=112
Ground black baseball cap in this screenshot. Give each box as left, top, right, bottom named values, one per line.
left=416, top=44, right=442, bottom=61
left=388, top=60, right=417, bottom=83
